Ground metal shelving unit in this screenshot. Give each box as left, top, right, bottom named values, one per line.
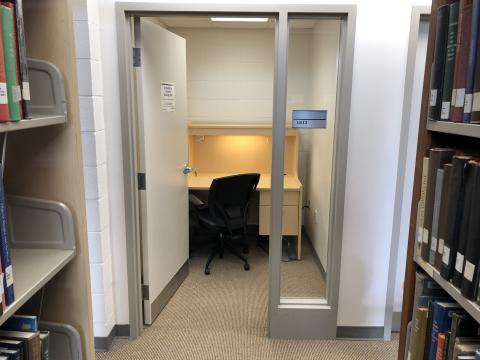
left=427, top=120, right=480, bottom=139
left=414, top=253, right=480, bottom=324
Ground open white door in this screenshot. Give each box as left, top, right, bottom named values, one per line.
left=135, top=18, right=189, bottom=325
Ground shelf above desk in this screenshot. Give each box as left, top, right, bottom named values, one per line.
left=188, top=172, right=302, bottom=191
left=189, top=122, right=298, bottom=136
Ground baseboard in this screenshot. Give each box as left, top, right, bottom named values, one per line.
left=302, top=228, right=326, bottom=277
left=150, top=260, right=189, bottom=323
left=392, top=311, right=402, bottom=332
left=94, top=324, right=131, bottom=352
left=336, top=326, right=384, bottom=340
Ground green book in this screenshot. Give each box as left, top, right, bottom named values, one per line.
left=1, top=5, right=21, bottom=121
left=441, top=1, right=460, bottom=121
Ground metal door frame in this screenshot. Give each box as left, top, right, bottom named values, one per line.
left=116, top=2, right=356, bottom=340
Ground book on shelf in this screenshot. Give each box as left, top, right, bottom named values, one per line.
left=410, top=306, right=430, bottom=360
left=39, top=331, right=48, bottom=360
left=421, top=148, right=455, bottom=262
left=452, top=338, right=480, bottom=359
left=0, top=164, right=13, bottom=306
left=429, top=4, right=451, bottom=121
left=0, top=4, right=20, bottom=121
left=4, top=0, right=30, bottom=119
left=447, top=312, right=480, bottom=360
left=463, top=0, right=480, bottom=122
left=0, top=346, right=20, bottom=360
left=451, top=0, right=473, bottom=122
left=441, top=156, right=472, bottom=281
left=430, top=168, right=445, bottom=265
left=417, top=157, right=430, bottom=251
left=441, top=1, right=460, bottom=121
left=452, top=161, right=476, bottom=288
left=0, top=339, right=22, bottom=359
left=436, top=332, right=449, bottom=360
left=460, top=162, right=480, bottom=299
left=429, top=302, right=463, bottom=360
left=2, top=315, right=38, bottom=332
left=0, top=329, right=40, bottom=360
left=436, top=163, right=453, bottom=270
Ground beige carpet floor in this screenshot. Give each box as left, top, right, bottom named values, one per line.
left=97, top=242, right=398, bottom=360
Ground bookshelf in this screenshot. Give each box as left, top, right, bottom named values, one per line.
left=399, top=0, right=480, bottom=358
left=0, top=0, right=95, bottom=358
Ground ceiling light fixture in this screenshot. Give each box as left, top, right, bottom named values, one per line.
left=210, top=17, right=269, bottom=22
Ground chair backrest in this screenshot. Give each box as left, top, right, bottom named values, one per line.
left=208, top=173, right=260, bottom=231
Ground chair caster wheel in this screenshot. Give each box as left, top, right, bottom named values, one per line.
left=244, top=264, right=250, bottom=271
left=205, top=268, right=210, bottom=275
left=242, top=247, right=249, bottom=254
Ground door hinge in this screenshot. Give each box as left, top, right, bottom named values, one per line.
left=138, top=173, right=146, bottom=190
left=133, top=47, right=141, bottom=67
left=142, top=285, right=149, bottom=300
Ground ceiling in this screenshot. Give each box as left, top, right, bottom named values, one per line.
left=156, top=16, right=323, bottom=30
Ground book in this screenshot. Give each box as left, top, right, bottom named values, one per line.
left=0, top=330, right=40, bottom=360
left=0, top=5, right=20, bottom=121
left=0, top=12, right=8, bottom=123
left=421, top=148, right=455, bottom=261
left=428, top=302, right=462, bottom=360
left=39, top=332, right=48, bottom=360
left=0, top=161, right=13, bottom=306
left=470, top=15, right=480, bottom=123
left=430, top=168, right=445, bottom=265
left=461, top=162, right=480, bottom=299
left=436, top=163, right=453, bottom=269
left=410, top=306, right=429, bottom=360
left=453, top=338, right=480, bottom=359
left=464, top=0, right=480, bottom=122
left=436, top=332, right=449, bottom=360
left=4, top=0, right=29, bottom=118
left=429, top=4, right=451, bottom=121
left=0, top=339, right=23, bottom=359
left=441, top=1, right=460, bottom=121
left=452, top=161, right=476, bottom=288
left=0, top=347, right=21, bottom=360
left=447, top=312, right=480, bottom=360
left=2, top=315, right=38, bottom=332
left=451, top=0, right=473, bottom=122
left=417, top=157, right=430, bottom=252
left=441, top=155, right=472, bottom=280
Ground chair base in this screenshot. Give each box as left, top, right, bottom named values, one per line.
left=204, top=236, right=250, bottom=275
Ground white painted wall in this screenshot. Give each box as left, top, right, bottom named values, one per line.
left=303, top=20, right=340, bottom=270
left=393, top=19, right=429, bottom=314
left=96, top=0, right=430, bottom=330
left=171, top=27, right=311, bottom=124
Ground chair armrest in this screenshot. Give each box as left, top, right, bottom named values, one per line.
left=189, top=194, right=206, bottom=208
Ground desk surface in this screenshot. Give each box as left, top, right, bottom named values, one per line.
left=188, top=173, right=302, bottom=191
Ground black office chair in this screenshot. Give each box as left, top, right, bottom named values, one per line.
left=190, top=173, right=260, bottom=275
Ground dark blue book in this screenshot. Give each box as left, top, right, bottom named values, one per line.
left=0, top=347, right=20, bottom=360
left=464, top=0, right=480, bottom=122
left=0, top=169, right=13, bottom=305
left=0, top=340, right=22, bottom=360
left=2, top=315, right=37, bottom=332
left=428, top=302, right=462, bottom=360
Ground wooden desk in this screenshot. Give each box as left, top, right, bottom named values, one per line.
left=188, top=124, right=303, bottom=259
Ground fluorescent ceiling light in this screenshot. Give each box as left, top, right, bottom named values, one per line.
left=210, top=17, right=269, bottom=22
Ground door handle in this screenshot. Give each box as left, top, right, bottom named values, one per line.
left=182, top=164, right=195, bottom=175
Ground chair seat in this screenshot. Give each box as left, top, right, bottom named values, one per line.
left=197, top=208, right=226, bottom=229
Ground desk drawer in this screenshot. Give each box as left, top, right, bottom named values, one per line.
left=259, top=205, right=299, bottom=236
left=259, top=191, right=299, bottom=206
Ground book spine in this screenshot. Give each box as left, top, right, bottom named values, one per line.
left=441, top=2, right=460, bottom=121
left=1, top=5, right=19, bottom=121
left=7, top=0, right=29, bottom=118
left=464, top=0, right=480, bottom=122
left=418, top=157, right=430, bottom=255
left=430, top=169, right=445, bottom=265
left=452, top=161, right=475, bottom=288
left=0, top=13, right=8, bottom=123
left=441, top=156, right=471, bottom=280
left=435, top=332, right=446, bottom=360
left=436, top=164, right=452, bottom=269
left=451, top=0, right=473, bottom=122
left=429, top=5, right=450, bottom=121
left=0, top=168, right=12, bottom=306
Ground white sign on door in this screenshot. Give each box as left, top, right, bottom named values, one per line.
left=161, top=82, right=175, bottom=112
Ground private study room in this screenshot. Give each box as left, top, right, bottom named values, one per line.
left=129, top=13, right=343, bottom=330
